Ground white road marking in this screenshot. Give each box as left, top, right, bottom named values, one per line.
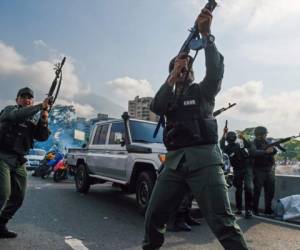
left=65, top=236, right=89, bottom=250
left=34, top=183, right=53, bottom=190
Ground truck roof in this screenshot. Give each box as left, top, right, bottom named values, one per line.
left=94, top=118, right=158, bottom=126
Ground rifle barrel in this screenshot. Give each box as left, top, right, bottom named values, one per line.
left=265, top=135, right=300, bottom=149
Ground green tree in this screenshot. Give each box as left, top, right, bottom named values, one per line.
left=277, top=140, right=300, bottom=161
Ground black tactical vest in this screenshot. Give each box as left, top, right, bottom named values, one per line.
left=253, top=139, right=275, bottom=168
left=0, top=117, right=35, bottom=156
left=226, top=142, right=250, bottom=169
left=163, top=88, right=218, bottom=150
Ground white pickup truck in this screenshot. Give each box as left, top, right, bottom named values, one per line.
left=66, top=112, right=166, bottom=213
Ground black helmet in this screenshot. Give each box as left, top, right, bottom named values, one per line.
left=17, top=87, right=34, bottom=98
left=226, top=131, right=237, bottom=143
left=254, top=126, right=268, bottom=136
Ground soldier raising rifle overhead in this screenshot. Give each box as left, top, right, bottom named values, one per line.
left=0, top=57, right=65, bottom=239
left=0, top=87, right=51, bottom=238
left=142, top=1, right=248, bottom=249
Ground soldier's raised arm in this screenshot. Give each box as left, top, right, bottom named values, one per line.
left=197, top=9, right=224, bottom=99
left=0, top=97, right=51, bottom=123
left=0, top=104, right=42, bottom=122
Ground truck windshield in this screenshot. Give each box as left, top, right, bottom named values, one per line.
left=129, top=120, right=163, bottom=144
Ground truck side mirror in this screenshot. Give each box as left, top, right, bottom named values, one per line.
left=82, top=143, right=87, bottom=148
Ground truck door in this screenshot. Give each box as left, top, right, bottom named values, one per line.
left=100, top=122, right=128, bottom=180
left=87, top=123, right=109, bottom=174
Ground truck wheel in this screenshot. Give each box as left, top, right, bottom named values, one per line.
left=136, top=171, right=156, bottom=215
left=75, top=164, right=90, bottom=193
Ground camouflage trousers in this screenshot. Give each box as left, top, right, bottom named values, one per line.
left=233, top=166, right=253, bottom=211
left=0, top=160, right=27, bottom=224
left=253, top=167, right=275, bottom=213
left=143, top=162, right=248, bottom=250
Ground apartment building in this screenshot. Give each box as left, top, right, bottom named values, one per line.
left=128, top=96, right=159, bottom=122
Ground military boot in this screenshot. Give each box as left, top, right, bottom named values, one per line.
left=264, top=209, right=275, bottom=218
left=167, top=217, right=192, bottom=232
left=235, top=209, right=242, bottom=215
left=185, top=214, right=202, bottom=226
left=174, top=221, right=192, bottom=232
left=245, top=210, right=253, bottom=219
left=0, top=224, right=17, bottom=238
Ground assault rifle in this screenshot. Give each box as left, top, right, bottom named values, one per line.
left=179, top=0, right=217, bottom=56
left=47, top=57, right=66, bottom=112
left=213, top=103, right=236, bottom=117
left=264, top=134, right=300, bottom=150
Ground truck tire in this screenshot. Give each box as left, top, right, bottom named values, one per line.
left=75, top=164, right=91, bottom=193
left=136, top=171, right=156, bottom=215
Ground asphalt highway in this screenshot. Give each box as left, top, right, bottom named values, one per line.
left=0, top=174, right=299, bottom=250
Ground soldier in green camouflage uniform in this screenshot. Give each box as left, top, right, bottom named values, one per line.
left=0, top=87, right=50, bottom=238
left=142, top=8, right=248, bottom=250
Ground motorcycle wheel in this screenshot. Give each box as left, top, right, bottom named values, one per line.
left=53, top=170, right=67, bottom=182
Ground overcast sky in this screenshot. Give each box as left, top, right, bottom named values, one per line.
left=0, top=0, right=299, bottom=137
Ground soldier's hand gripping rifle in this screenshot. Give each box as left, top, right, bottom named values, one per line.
left=223, top=120, right=228, bottom=136
left=213, top=103, right=237, bottom=117
left=264, top=134, right=300, bottom=150
left=177, top=0, right=217, bottom=75
left=46, top=57, right=66, bottom=112
left=180, top=0, right=217, bottom=52
left=153, top=0, right=217, bottom=138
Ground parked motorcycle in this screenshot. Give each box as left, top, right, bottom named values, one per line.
left=53, top=158, right=76, bottom=182
left=53, top=159, right=68, bottom=182
left=32, top=150, right=64, bottom=178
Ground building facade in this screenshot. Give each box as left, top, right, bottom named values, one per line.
left=128, top=96, right=159, bottom=122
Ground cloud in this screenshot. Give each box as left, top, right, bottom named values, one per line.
left=0, top=98, right=14, bottom=109
left=0, top=41, right=25, bottom=73
left=182, top=0, right=300, bottom=31
left=216, top=81, right=300, bottom=137
left=57, top=99, right=97, bottom=118
left=174, top=0, right=300, bottom=67
left=238, top=39, right=300, bottom=67
left=218, top=81, right=267, bottom=114
left=0, top=41, right=130, bottom=118
left=33, top=40, right=48, bottom=48
left=106, top=76, right=155, bottom=107
left=0, top=40, right=84, bottom=101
